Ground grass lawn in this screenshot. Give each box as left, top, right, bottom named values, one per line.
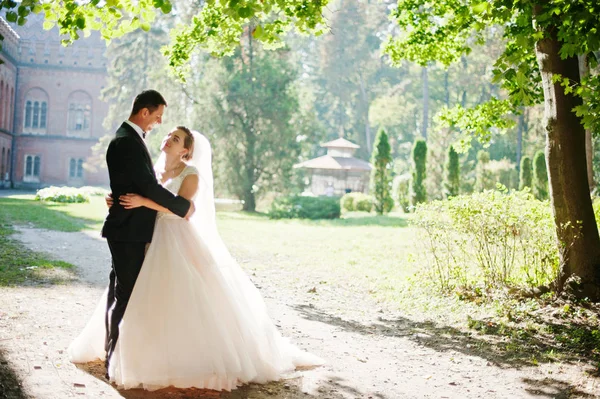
left=0, top=195, right=548, bottom=319
left=0, top=194, right=106, bottom=285
left=2, top=194, right=600, bottom=367
left=0, top=195, right=107, bottom=232
left=0, top=220, right=75, bottom=286
left=0, top=195, right=471, bottom=318
left=0, top=195, right=422, bottom=309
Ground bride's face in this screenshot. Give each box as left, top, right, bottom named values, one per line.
left=160, top=129, right=189, bottom=159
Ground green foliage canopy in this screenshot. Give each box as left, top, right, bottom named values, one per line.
left=384, top=0, right=600, bottom=139
left=3, top=0, right=329, bottom=80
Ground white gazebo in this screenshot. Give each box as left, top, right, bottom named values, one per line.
left=294, top=138, right=372, bottom=196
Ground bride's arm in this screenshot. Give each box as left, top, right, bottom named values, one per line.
left=119, top=175, right=199, bottom=213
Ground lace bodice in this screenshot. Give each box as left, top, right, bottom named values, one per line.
left=162, top=165, right=199, bottom=195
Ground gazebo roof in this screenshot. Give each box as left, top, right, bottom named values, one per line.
left=294, top=155, right=372, bottom=171
left=321, top=138, right=360, bottom=149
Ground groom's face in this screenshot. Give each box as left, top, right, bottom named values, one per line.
left=140, top=105, right=165, bottom=133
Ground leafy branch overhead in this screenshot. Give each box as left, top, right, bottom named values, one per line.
left=2, top=1, right=329, bottom=80
left=166, top=0, right=329, bottom=79
left=384, top=0, right=600, bottom=137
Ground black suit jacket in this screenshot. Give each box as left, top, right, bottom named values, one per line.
left=101, top=122, right=191, bottom=242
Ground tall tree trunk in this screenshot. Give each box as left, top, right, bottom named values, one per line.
left=142, top=34, right=148, bottom=89
left=242, top=27, right=257, bottom=212
left=535, top=30, right=600, bottom=300
left=444, top=70, right=450, bottom=107
left=578, top=54, right=594, bottom=192
left=242, top=147, right=257, bottom=212
left=421, top=66, right=428, bottom=140
left=358, top=73, right=372, bottom=153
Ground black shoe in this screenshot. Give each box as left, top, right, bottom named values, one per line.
left=104, top=359, right=110, bottom=381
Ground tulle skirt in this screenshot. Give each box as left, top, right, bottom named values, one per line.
left=68, top=214, right=324, bottom=391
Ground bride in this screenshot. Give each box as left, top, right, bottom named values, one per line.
left=68, top=126, right=324, bottom=391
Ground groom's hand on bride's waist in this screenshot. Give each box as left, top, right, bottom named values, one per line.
left=184, top=201, right=195, bottom=220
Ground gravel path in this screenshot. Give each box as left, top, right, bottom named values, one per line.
left=0, top=226, right=598, bottom=398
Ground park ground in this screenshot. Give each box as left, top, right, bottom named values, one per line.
left=0, top=193, right=599, bottom=398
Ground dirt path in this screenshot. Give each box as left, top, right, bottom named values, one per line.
left=1, top=226, right=599, bottom=399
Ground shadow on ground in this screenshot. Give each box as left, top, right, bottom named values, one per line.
left=293, top=304, right=599, bottom=399
left=0, top=346, right=30, bottom=399
left=76, top=360, right=387, bottom=399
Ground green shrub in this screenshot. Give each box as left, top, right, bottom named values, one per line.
left=355, top=194, right=374, bottom=213
left=79, top=186, right=109, bottom=197
left=533, top=150, right=548, bottom=200
left=412, top=189, right=558, bottom=293
left=35, top=186, right=90, bottom=203
left=410, top=138, right=427, bottom=207
left=593, top=197, right=600, bottom=222
left=393, top=173, right=411, bottom=213
left=341, top=193, right=355, bottom=212
left=519, top=156, right=533, bottom=190
left=341, top=192, right=374, bottom=213
left=370, top=128, right=394, bottom=214
left=268, top=195, right=341, bottom=220
left=443, top=144, right=460, bottom=198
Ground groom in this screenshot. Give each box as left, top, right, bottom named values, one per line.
left=101, top=90, right=194, bottom=375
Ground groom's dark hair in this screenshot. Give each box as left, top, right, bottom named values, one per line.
left=130, top=90, right=167, bottom=116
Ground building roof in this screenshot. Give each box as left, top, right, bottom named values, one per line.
left=294, top=155, right=372, bottom=171
left=321, top=137, right=360, bottom=149
left=0, top=17, right=19, bottom=42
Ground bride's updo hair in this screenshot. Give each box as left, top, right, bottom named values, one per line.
left=177, top=126, right=194, bottom=160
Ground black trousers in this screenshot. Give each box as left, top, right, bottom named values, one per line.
left=104, top=240, right=147, bottom=366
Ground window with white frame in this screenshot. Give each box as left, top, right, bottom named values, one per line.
left=67, top=91, right=92, bottom=137
left=69, top=158, right=84, bottom=179
left=23, top=88, right=48, bottom=135
left=5, top=149, right=10, bottom=180
left=24, top=154, right=40, bottom=182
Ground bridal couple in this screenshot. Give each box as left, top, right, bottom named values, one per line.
left=68, top=90, right=324, bottom=391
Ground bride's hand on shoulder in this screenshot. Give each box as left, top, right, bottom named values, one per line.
left=119, top=193, right=147, bottom=209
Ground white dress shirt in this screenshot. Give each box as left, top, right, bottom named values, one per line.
left=124, top=120, right=146, bottom=145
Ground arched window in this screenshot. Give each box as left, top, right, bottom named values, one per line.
left=25, top=155, right=32, bottom=176
left=77, top=159, right=84, bottom=178
left=0, top=81, right=4, bottom=129
left=6, top=149, right=10, bottom=179
left=10, top=87, right=14, bottom=131
left=40, top=102, right=47, bottom=128
left=69, top=158, right=85, bottom=179
left=67, top=91, right=92, bottom=137
left=3, top=84, right=8, bottom=130
left=33, top=156, right=40, bottom=176
left=24, top=101, right=32, bottom=128
left=23, top=88, right=48, bottom=134
left=25, top=154, right=41, bottom=181
left=32, top=101, right=39, bottom=128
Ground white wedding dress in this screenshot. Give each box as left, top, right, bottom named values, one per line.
left=68, top=158, right=324, bottom=391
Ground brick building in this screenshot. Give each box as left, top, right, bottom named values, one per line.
left=0, top=14, right=109, bottom=189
